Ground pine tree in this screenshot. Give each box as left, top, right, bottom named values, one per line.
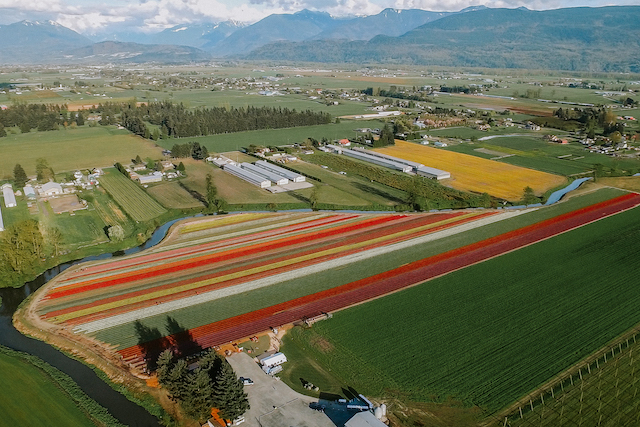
left=13, top=163, right=28, bottom=187
left=184, top=369, right=215, bottom=421
left=212, top=360, right=249, bottom=421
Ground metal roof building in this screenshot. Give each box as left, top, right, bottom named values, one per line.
left=353, top=147, right=424, bottom=170
left=240, top=163, right=289, bottom=186
left=223, top=164, right=271, bottom=188
left=416, top=165, right=451, bottom=180
left=2, top=184, right=17, bottom=208
left=341, top=149, right=412, bottom=173
left=254, top=160, right=305, bottom=183
left=0, top=206, right=4, bottom=231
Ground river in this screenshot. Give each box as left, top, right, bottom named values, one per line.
left=0, top=216, right=195, bottom=427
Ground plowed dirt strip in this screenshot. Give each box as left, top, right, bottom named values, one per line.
left=76, top=210, right=522, bottom=334
left=47, top=215, right=405, bottom=299
left=115, top=193, right=640, bottom=363
left=54, top=213, right=342, bottom=285
left=47, top=212, right=490, bottom=324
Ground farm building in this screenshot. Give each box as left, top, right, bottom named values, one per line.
left=254, top=161, right=305, bottom=183
left=240, top=163, right=289, bottom=185
left=0, top=206, right=4, bottom=231
left=40, top=182, right=63, bottom=196
left=324, top=144, right=343, bottom=154
left=338, top=138, right=351, bottom=147
left=345, top=411, right=387, bottom=427
left=353, top=148, right=423, bottom=170
left=2, top=184, right=17, bottom=208
left=138, top=172, right=164, bottom=184
left=23, top=185, right=36, bottom=199
left=341, top=149, right=412, bottom=173
left=416, top=165, right=451, bottom=180
left=261, top=352, right=287, bottom=367
left=223, top=164, right=271, bottom=188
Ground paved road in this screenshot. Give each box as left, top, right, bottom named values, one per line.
left=227, top=352, right=335, bottom=427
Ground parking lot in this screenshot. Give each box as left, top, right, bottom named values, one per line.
left=227, top=352, right=335, bottom=427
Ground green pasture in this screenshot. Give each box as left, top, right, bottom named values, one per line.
left=145, top=181, right=204, bottom=210
left=92, top=187, right=626, bottom=350
left=154, top=120, right=386, bottom=153
left=0, top=350, right=95, bottom=427
left=282, top=202, right=640, bottom=415
left=99, top=169, right=167, bottom=222
left=0, top=126, right=162, bottom=178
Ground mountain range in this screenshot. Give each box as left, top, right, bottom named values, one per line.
left=0, top=6, right=639, bottom=72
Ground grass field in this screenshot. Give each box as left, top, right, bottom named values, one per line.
left=98, top=169, right=167, bottom=222
left=0, top=350, right=95, bottom=427
left=375, top=140, right=566, bottom=200
left=145, top=182, right=204, bottom=210
left=154, top=119, right=386, bottom=154
left=0, top=126, right=163, bottom=178
left=279, top=202, right=640, bottom=415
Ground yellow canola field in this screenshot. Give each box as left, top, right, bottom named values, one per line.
left=376, top=140, right=566, bottom=201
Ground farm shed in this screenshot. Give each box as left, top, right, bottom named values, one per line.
left=354, top=147, right=423, bottom=170
left=341, top=149, right=412, bottom=173
left=416, top=165, right=451, bottom=180
left=138, top=172, right=163, bottom=184
left=0, top=206, right=4, bottom=231
left=345, top=411, right=387, bottom=427
left=240, top=163, right=289, bottom=186
left=223, top=164, right=271, bottom=188
left=23, top=185, right=36, bottom=199
left=2, top=184, right=17, bottom=208
left=40, top=182, right=63, bottom=196
left=260, top=352, right=287, bottom=367
left=254, top=161, right=305, bottom=183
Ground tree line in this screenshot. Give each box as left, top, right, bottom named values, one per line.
left=0, top=103, right=85, bottom=134
left=156, top=349, right=249, bottom=422
left=120, top=100, right=333, bottom=138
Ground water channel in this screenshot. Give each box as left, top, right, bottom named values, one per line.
left=0, top=177, right=593, bottom=425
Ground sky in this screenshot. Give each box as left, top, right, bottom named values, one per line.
left=0, top=0, right=635, bottom=34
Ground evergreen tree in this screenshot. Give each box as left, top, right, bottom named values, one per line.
left=76, top=111, right=84, bottom=126
left=13, top=163, right=28, bottom=187
left=184, top=369, right=215, bottom=421
left=212, top=360, right=249, bottom=420
left=156, top=350, right=174, bottom=384
left=177, top=162, right=185, bottom=172
left=205, top=174, right=218, bottom=211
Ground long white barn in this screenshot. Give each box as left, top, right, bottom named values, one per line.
left=240, top=163, right=289, bottom=186
left=223, top=164, right=271, bottom=188
left=254, top=160, right=305, bottom=183
left=353, top=147, right=450, bottom=180
left=341, top=149, right=413, bottom=173
left=2, top=184, right=17, bottom=208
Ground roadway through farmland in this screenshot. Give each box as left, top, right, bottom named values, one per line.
left=117, top=192, right=640, bottom=364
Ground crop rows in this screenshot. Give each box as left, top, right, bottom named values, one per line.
left=98, top=170, right=167, bottom=222
left=35, top=210, right=505, bottom=354
left=112, top=193, right=640, bottom=374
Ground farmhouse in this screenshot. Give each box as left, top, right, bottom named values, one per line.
left=223, top=164, right=271, bottom=188
left=40, top=182, right=63, bottom=197
left=240, top=163, right=289, bottom=186
left=2, top=184, right=17, bottom=208
left=254, top=161, right=306, bottom=183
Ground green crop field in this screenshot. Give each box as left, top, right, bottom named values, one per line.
left=0, top=126, right=163, bottom=178
left=0, top=350, right=95, bottom=427
left=145, top=182, right=204, bottom=210
left=98, top=169, right=167, bottom=222
left=278, top=198, right=640, bottom=416
left=504, top=333, right=640, bottom=427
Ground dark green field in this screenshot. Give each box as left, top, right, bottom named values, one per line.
left=280, top=196, right=640, bottom=415
left=0, top=351, right=95, bottom=427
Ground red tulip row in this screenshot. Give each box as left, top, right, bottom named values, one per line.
left=116, top=193, right=640, bottom=365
